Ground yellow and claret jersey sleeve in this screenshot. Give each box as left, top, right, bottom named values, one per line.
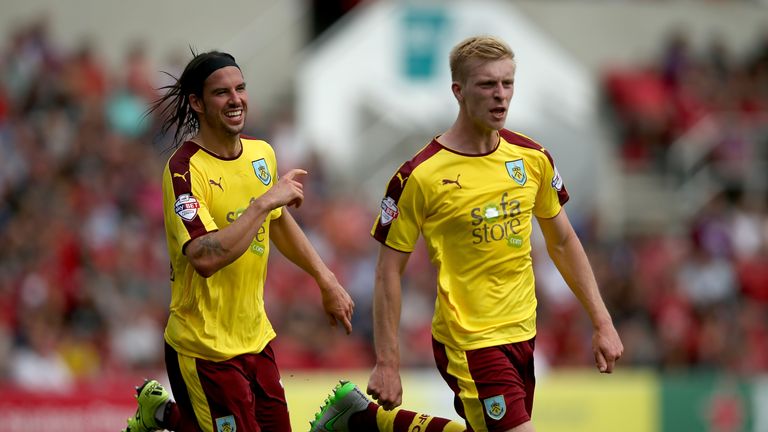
left=372, top=142, right=438, bottom=252
left=162, top=143, right=219, bottom=255
left=371, top=129, right=569, bottom=350
left=162, top=137, right=282, bottom=362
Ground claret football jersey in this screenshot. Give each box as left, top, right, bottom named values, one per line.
left=162, top=137, right=282, bottom=361
left=372, top=129, right=569, bottom=350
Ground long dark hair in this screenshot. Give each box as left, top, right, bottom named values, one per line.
left=148, top=49, right=239, bottom=149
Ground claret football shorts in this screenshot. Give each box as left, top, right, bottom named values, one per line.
left=433, top=337, right=536, bottom=432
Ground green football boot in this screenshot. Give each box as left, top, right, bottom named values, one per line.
left=121, top=379, right=170, bottom=432
left=310, top=380, right=371, bottom=432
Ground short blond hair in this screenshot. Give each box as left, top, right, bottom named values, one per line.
left=449, top=36, right=515, bottom=83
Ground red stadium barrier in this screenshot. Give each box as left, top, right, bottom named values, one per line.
left=0, top=376, right=153, bottom=432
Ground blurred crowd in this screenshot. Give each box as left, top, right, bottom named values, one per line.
left=598, top=27, right=768, bottom=372
left=603, top=28, right=768, bottom=174
left=1, top=19, right=767, bottom=393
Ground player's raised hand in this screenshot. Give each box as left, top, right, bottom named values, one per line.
left=265, top=168, right=307, bottom=209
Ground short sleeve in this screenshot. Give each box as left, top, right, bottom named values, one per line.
left=163, top=164, right=219, bottom=255
left=533, top=150, right=569, bottom=219
left=371, top=169, right=424, bottom=253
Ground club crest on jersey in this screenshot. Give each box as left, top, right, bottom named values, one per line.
left=506, top=159, right=527, bottom=186
left=174, top=193, right=200, bottom=221
left=483, top=395, right=507, bottom=421
left=552, top=165, right=564, bottom=191
left=252, top=158, right=271, bottom=185
left=380, top=196, right=399, bottom=226
left=215, top=415, right=236, bottom=432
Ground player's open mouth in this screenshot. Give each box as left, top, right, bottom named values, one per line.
left=491, top=107, right=506, bottom=118
left=225, top=109, right=243, bottom=118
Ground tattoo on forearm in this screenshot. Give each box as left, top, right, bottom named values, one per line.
left=193, top=236, right=228, bottom=258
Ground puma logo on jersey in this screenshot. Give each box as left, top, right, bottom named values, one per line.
left=441, top=174, right=462, bottom=189
left=209, top=177, right=224, bottom=191
left=173, top=171, right=189, bottom=182
left=396, top=172, right=409, bottom=188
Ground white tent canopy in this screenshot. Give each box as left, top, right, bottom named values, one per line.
left=296, top=1, right=615, bottom=219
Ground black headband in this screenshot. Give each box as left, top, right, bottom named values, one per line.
left=186, top=54, right=240, bottom=94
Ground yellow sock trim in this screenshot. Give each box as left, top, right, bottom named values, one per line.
left=376, top=407, right=466, bottom=432
left=376, top=406, right=401, bottom=431
left=443, top=420, right=466, bottom=432
left=408, top=413, right=432, bottom=431
left=409, top=415, right=466, bottom=432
